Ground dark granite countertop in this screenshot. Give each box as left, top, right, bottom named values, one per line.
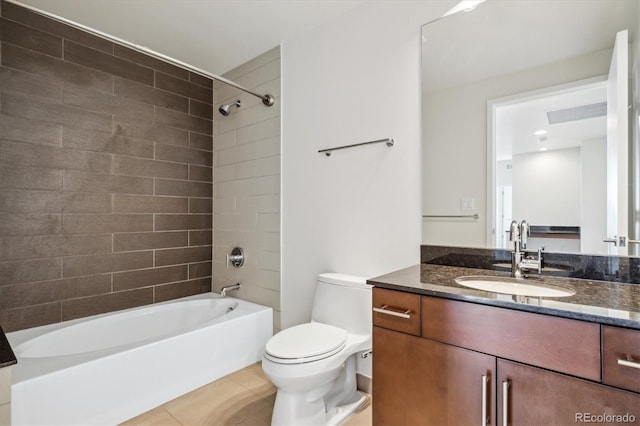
left=368, top=264, right=640, bottom=330
left=0, top=325, right=17, bottom=368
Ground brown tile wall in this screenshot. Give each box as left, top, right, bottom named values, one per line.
left=0, top=1, right=213, bottom=331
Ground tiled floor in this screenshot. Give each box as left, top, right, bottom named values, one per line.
left=121, top=362, right=372, bottom=426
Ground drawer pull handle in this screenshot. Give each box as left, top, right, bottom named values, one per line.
left=617, top=358, right=640, bottom=369
left=373, top=305, right=411, bottom=319
left=502, top=380, right=510, bottom=426
left=481, top=375, right=489, bottom=425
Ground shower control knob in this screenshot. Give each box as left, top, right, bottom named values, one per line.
left=226, top=247, right=245, bottom=269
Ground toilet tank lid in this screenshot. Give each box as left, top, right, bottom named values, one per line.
left=318, top=273, right=370, bottom=288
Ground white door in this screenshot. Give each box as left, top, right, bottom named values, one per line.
left=606, top=30, right=629, bottom=255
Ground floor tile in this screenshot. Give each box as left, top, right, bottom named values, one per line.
left=120, top=363, right=372, bottom=426
left=121, top=406, right=181, bottom=426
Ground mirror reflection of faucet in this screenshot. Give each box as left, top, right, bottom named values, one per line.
left=509, top=219, right=544, bottom=278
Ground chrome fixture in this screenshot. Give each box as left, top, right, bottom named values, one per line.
left=9, top=2, right=275, bottom=110
left=220, top=283, right=240, bottom=297
left=319, top=137, right=394, bottom=157
left=509, top=219, right=544, bottom=278
left=360, top=350, right=372, bottom=359
left=423, top=213, right=479, bottom=219
left=226, top=247, right=245, bottom=268
left=218, top=100, right=242, bottom=116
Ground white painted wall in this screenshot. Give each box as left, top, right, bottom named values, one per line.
left=422, top=48, right=612, bottom=246
left=581, top=138, right=608, bottom=254
left=281, top=1, right=448, bottom=329
left=513, top=148, right=581, bottom=227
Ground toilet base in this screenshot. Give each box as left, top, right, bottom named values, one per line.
left=271, top=389, right=367, bottom=426
left=326, top=391, right=368, bottom=426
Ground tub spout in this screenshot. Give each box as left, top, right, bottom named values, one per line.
left=220, top=283, right=240, bottom=297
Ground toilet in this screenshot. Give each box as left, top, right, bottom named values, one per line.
left=262, top=273, right=372, bottom=426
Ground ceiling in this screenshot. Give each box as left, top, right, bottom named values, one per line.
left=422, top=0, right=638, bottom=92
left=15, top=0, right=367, bottom=76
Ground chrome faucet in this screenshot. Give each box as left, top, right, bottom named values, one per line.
left=509, top=220, right=544, bottom=278
left=220, top=283, right=240, bottom=297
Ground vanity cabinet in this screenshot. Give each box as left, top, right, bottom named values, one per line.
left=372, top=288, right=640, bottom=426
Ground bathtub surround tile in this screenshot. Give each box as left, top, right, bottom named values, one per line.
left=189, top=198, right=212, bottom=214
left=188, top=165, right=213, bottom=182
left=1, top=43, right=114, bottom=92
left=113, top=231, right=188, bottom=252
left=0, top=213, right=61, bottom=236
left=63, top=214, right=153, bottom=234
left=0, top=114, right=62, bottom=146
left=189, top=71, right=213, bottom=88
left=0, top=164, right=62, bottom=190
left=0, top=140, right=112, bottom=173
left=0, top=274, right=111, bottom=310
left=2, top=1, right=113, bottom=53
left=63, top=40, right=153, bottom=86
left=0, top=189, right=112, bottom=213
left=188, top=261, right=212, bottom=279
left=212, top=48, right=281, bottom=320
left=1, top=66, right=64, bottom=102
left=113, top=45, right=186, bottom=79
left=0, top=1, right=213, bottom=331
left=113, top=265, right=188, bottom=291
left=62, top=85, right=156, bottom=126
left=114, top=119, right=190, bottom=146
left=189, top=230, right=212, bottom=246
left=63, top=171, right=154, bottom=195
left=155, top=178, right=212, bottom=197
left=189, top=132, right=213, bottom=151
left=155, top=214, right=212, bottom=231
left=155, top=246, right=212, bottom=267
left=114, top=76, right=189, bottom=113
left=112, top=194, right=188, bottom=214
left=0, top=257, right=62, bottom=285
left=63, top=251, right=153, bottom=277
left=113, top=156, right=188, bottom=180
left=154, top=277, right=211, bottom=303
left=61, top=287, right=153, bottom=321
left=155, top=71, right=213, bottom=103
left=0, top=234, right=112, bottom=260
left=0, top=302, right=61, bottom=332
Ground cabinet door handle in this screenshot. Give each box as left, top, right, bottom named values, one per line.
left=617, top=358, right=640, bottom=369
left=502, top=380, right=510, bottom=426
left=481, top=375, right=489, bottom=425
left=372, top=305, right=411, bottom=319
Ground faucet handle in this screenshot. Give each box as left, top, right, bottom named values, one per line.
left=520, top=220, right=530, bottom=249
left=508, top=220, right=520, bottom=243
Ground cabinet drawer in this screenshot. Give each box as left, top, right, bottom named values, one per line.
left=603, top=326, right=640, bottom=393
left=422, top=296, right=601, bottom=380
left=372, top=288, right=421, bottom=336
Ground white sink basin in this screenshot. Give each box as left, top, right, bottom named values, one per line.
left=454, top=276, right=575, bottom=298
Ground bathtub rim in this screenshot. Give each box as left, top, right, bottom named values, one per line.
left=7, top=292, right=272, bottom=384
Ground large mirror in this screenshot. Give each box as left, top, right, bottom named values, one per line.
left=422, top=0, right=640, bottom=257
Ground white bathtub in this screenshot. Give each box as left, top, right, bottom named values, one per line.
left=7, top=292, right=273, bottom=425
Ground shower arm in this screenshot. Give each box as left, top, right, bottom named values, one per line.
left=6, top=0, right=276, bottom=108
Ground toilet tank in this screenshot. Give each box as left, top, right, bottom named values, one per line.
left=311, top=273, right=372, bottom=335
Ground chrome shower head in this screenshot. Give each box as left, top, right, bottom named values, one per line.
left=218, top=100, right=241, bottom=116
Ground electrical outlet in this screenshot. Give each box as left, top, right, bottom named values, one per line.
left=461, top=198, right=475, bottom=211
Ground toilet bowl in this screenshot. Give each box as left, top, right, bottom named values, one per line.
left=262, top=273, right=372, bottom=426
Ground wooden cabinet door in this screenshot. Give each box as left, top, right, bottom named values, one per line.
left=373, top=326, right=496, bottom=426
left=497, top=359, right=640, bottom=426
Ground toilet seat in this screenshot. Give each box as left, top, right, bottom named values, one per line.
left=264, top=322, right=347, bottom=364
